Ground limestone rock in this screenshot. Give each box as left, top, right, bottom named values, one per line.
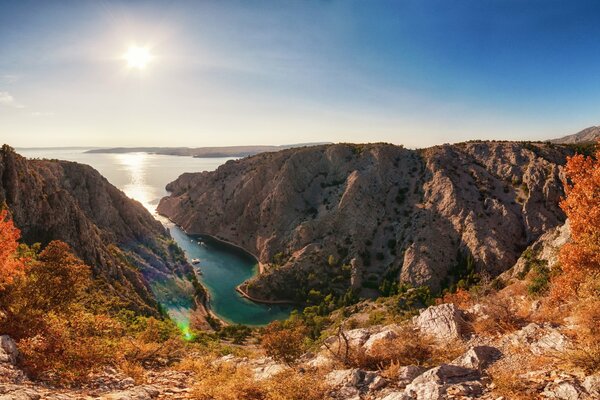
left=412, top=303, right=468, bottom=342
left=543, top=380, right=587, bottom=400
left=364, top=328, right=398, bottom=354
left=100, top=385, right=160, bottom=400
left=504, top=323, right=570, bottom=355
left=397, top=365, right=426, bottom=387
left=0, top=336, right=18, bottom=365
left=583, top=374, right=600, bottom=397
left=378, top=392, right=410, bottom=400
left=452, top=345, right=502, bottom=370
left=404, top=364, right=480, bottom=399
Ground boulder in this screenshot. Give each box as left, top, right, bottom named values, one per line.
left=326, top=369, right=357, bottom=388
left=0, top=336, right=18, bottom=365
left=543, top=380, right=587, bottom=400
left=397, top=365, right=426, bottom=387
left=412, top=304, right=468, bottom=342
left=100, top=386, right=160, bottom=400
left=364, top=329, right=398, bottom=354
left=583, top=374, right=600, bottom=397
left=452, top=345, right=502, bottom=370
left=505, top=323, right=570, bottom=355
left=404, top=364, right=480, bottom=399
left=378, top=392, right=410, bottom=400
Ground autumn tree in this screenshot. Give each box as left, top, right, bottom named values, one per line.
left=261, top=321, right=307, bottom=365
left=0, top=209, right=26, bottom=289
left=553, top=146, right=600, bottom=298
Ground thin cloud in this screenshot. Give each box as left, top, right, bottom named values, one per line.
left=0, top=91, right=25, bottom=108
left=30, top=111, right=54, bottom=117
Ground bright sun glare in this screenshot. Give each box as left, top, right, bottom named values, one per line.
left=123, top=45, right=152, bottom=69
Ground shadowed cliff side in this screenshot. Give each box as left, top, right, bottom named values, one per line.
left=0, top=145, right=201, bottom=317
left=158, top=142, right=574, bottom=303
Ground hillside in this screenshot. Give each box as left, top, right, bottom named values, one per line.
left=550, top=126, right=600, bottom=144
left=158, top=141, right=574, bottom=303
left=0, top=145, right=200, bottom=318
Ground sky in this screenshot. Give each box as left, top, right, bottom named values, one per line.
left=1, top=0, right=600, bottom=148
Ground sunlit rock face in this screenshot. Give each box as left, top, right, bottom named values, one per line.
left=0, top=145, right=198, bottom=317
left=159, top=142, right=573, bottom=302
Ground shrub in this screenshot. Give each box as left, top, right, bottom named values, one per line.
left=551, top=146, right=600, bottom=299
left=0, top=210, right=27, bottom=289
left=261, top=321, right=307, bottom=365
left=18, top=311, right=121, bottom=383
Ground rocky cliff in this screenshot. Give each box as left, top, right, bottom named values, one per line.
left=158, top=142, right=574, bottom=302
left=0, top=145, right=199, bottom=317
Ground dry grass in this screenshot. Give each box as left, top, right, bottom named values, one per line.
left=488, top=345, right=557, bottom=400
left=470, top=284, right=528, bottom=336
left=331, top=324, right=465, bottom=371
left=184, top=356, right=331, bottom=400
left=119, top=360, right=146, bottom=384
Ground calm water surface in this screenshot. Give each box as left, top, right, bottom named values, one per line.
left=17, top=147, right=291, bottom=326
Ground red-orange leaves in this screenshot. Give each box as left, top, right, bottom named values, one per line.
left=0, top=210, right=26, bottom=289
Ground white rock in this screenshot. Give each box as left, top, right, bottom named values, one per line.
left=364, top=329, right=398, bottom=354
left=252, top=363, right=286, bottom=381
left=412, top=303, right=467, bottom=342
left=305, top=353, right=333, bottom=369
left=543, top=380, right=586, bottom=400
left=326, top=369, right=356, bottom=388
left=404, top=364, right=479, bottom=400
left=452, top=345, right=502, bottom=370
left=100, top=385, right=160, bottom=400
left=377, top=392, right=410, bottom=400
left=583, top=374, right=600, bottom=396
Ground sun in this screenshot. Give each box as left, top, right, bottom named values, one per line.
left=123, top=45, right=152, bottom=69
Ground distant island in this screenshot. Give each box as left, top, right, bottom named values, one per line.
left=85, top=143, right=330, bottom=158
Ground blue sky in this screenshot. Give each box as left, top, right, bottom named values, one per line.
left=1, top=0, right=599, bottom=148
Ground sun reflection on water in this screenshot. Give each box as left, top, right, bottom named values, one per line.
left=114, top=152, right=156, bottom=213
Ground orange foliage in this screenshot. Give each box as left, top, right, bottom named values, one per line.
left=0, top=209, right=26, bottom=289
left=261, top=321, right=307, bottom=365
left=552, top=146, right=600, bottom=299
left=436, top=288, right=473, bottom=308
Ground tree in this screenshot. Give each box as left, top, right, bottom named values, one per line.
left=0, top=210, right=26, bottom=289
left=261, top=321, right=307, bottom=365
left=553, top=146, right=600, bottom=298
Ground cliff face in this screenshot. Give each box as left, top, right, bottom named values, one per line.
left=158, top=142, right=573, bottom=302
left=0, top=145, right=198, bottom=316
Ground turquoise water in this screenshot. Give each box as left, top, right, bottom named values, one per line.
left=165, top=223, right=292, bottom=326
left=17, top=147, right=292, bottom=326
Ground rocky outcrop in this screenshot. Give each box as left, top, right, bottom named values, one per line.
left=159, top=141, right=572, bottom=302
left=501, top=221, right=571, bottom=281
left=413, top=303, right=468, bottom=342
left=0, top=145, right=199, bottom=317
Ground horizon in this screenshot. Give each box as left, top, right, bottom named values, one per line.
left=2, top=1, right=600, bottom=147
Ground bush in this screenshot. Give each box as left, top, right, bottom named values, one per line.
left=261, top=321, right=307, bottom=365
